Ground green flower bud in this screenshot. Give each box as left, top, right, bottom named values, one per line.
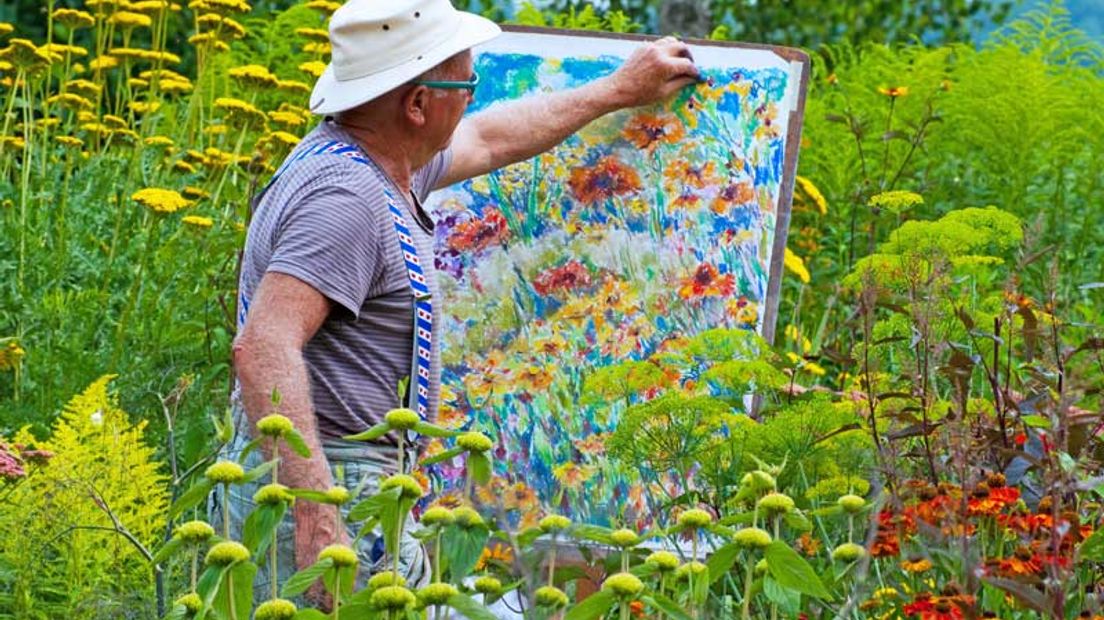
left=754, top=558, right=769, bottom=577
left=474, top=575, right=502, bottom=595
left=645, top=550, right=679, bottom=572
left=457, top=431, right=494, bottom=452
left=733, top=527, right=772, bottom=550
left=675, top=561, right=707, bottom=581
left=741, top=470, right=776, bottom=492
left=380, top=473, right=424, bottom=500
left=367, top=571, right=406, bottom=591
left=832, top=542, right=866, bottom=563
left=384, top=408, right=420, bottom=430
left=371, top=585, right=416, bottom=611
left=453, top=506, right=485, bottom=528
left=420, top=506, right=455, bottom=526
left=256, top=414, right=294, bottom=438
left=756, top=492, right=795, bottom=515
left=204, top=460, right=245, bottom=484
left=254, top=598, right=297, bottom=620
left=175, top=592, right=202, bottom=614
left=602, top=572, right=644, bottom=599
left=610, top=528, right=640, bottom=548
left=539, top=514, right=571, bottom=533
left=318, top=544, right=359, bottom=568
left=534, top=585, right=569, bottom=608
left=174, top=520, right=214, bottom=544
left=323, top=486, right=351, bottom=505
left=837, top=494, right=866, bottom=514
left=417, top=582, right=459, bottom=606
left=205, top=541, right=250, bottom=566
left=253, top=483, right=292, bottom=505
left=677, top=508, right=713, bottom=529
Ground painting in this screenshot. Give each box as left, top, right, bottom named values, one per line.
left=423, top=28, right=809, bottom=528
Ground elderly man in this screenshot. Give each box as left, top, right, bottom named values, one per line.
left=229, top=0, right=698, bottom=601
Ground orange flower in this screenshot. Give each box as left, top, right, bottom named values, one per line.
left=532, top=260, right=592, bottom=296
left=568, top=156, right=642, bottom=204
left=878, top=86, right=910, bottom=98
left=796, top=532, right=822, bottom=557
left=677, top=263, right=735, bottom=300
left=710, top=181, right=755, bottom=213
left=502, top=482, right=539, bottom=512
left=474, top=543, right=514, bottom=570
left=553, top=462, right=596, bottom=489
left=622, top=112, right=685, bottom=150
left=901, top=557, right=932, bottom=573
left=574, top=433, right=608, bottom=457
left=445, top=208, right=509, bottom=254
left=664, top=159, right=720, bottom=191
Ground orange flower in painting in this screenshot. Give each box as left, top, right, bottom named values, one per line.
left=445, top=208, right=509, bottom=254
left=664, top=159, right=720, bottom=191
left=678, top=263, right=735, bottom=300
left=622, top=112, right=685, bottom=150
left=502, top=482, right=539, bottom=512
left=553, top=462, right=596, bottom=489
left=532, top=260, right=593, bottom=296
left=474, top=543, right=514, bottom=570
left=574, top=433, right=608, bottom=457
left=568, top=156, right=642, bottom=204
left=710, top=181, right=755, bottom=213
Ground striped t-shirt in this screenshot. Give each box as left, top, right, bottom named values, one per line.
left=237, top=119, right=451, bottom=443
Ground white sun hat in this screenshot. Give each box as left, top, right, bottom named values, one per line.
left=309, top=0, right=501, bottom=115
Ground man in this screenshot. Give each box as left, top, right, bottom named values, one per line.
left=230, top=0, right=699, bottom=601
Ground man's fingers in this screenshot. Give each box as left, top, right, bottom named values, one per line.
left=666, top=57, right=700, bottom=80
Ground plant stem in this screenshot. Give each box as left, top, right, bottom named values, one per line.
left=741, top=554, right=754, bottom=620
left=332, top=567, right=341, bottom=619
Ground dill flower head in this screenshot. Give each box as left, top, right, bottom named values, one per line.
left=205, top=541, right=249, bottom=566
left=534, top=585, right=568, bottom=608
left=757, top=492, right=795, bottom=515
left=473, top=575, right=502, bottom=594
left=417, top=582, right=458, bottom=606
left=452, top=506, right=484, bottom=528
left=133, top=187, right=191, bottom=215
left=323, top=486, right=351, bottom=506
left=380, top=474, right=423, bottom=500
left=384, top=408, right=419, bottom=430
left=456, top=431, right=493, bottom=453
left=371, top=585, right=416, bottom=611
left=175, top=592, right=202, bottom=613
left=420, top=506, right=454, bottom=526
left=228, top=64, right=279, bottom=89
left=318, top=544, right=358, bottom=568
left=645, top=550, right=679, bottom=572
left=677, top=508, right=713, bottom=529
left=837, top=494, right=866, bottom=514
left=174, top=519, right=215, bottom=543
left=602, top=572, right=644, bottom=599
left=832, top=542, right=866, bottom=563
left=733, top=527, right=773, bottom=549
left=868, top=190, right=924, bottom=214
left=203, top=459, right=244, bottom=484
left=254, top=598, right=297, bottom=620
left=367, top=571, right=405, bottom=591
left=256, top=413, right=294, bottom=437
left=253, top=483, right=292, bottom=505
left=609, top=528, right=640, bottom=548
left=675, top=561, right=707, bottom=581
left=539, top=514, right=571, bottom=533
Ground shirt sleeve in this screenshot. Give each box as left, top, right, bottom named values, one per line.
left=266, top=175, right=383, bottom=319
left=412, top=146, right=454, bottom=202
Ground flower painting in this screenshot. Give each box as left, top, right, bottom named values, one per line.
left=425, top=31, right=805, bottom=526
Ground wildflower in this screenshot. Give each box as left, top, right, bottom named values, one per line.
left=108, top=47, right=181, bottom=65
left=784, top=248, right=811, bottom=283
left=838, top=494, right=866, bottom=513
left=445, top=208, right=509, bottom=254
left=89, top=55, right=119, bottom=71
left=0, top=39, right=53, bottom=70
left=474, top=543, right=512, bottom=570
left=384, top=408, right=419, bottom=430
left=229, top=64, right=279, bottom=89
left=677, top=262, right=735, bottom=300
left=108, top=11, right=152, bottom=28
left=268, top=110, right=305, bottom=128
left=0, top=24, right=11, bottom=37
left=214, top=97, right=266, bottom=127
left=796, top=532, right=822, bottom=556
left=205, top=541, right=250, bottom=566
left=533, top=260, right=592, bottom=296
left=367, top=571, right=406, bottom=590
left=832, top=542, right=866, bottom=563
left=677, top=508, right=713, bottom=529
left=757, top=492, right=795, bottom=515
left=254, top=599, right=297, bottom=620
left=421, top=506, right=454, bottom=526
left=473, top=575, right=501, bottom=594
left=539, top=514, right=571, bottom=533
left=734, top=527, right=772, bottom=549
left=869, top=190, right=923, bottom=214
left=256, top=413, right=294, bottom=437
left=53, top=9, right=96, bottom=29
left=130, top=101, right=162, bottom=114
left=129, top=1, right=180, bottom=15
left=253, top=483, right=292, bottom=505
left=534, top=586, right=568, bottom=608
left=0, top=136, right=26, bottom=152
left=878, top=86, right=909, bottom=98
left=203, top=459, right=244, bottom=484
left=552, top=462, right=596, bottom=489
left=603, top=572, right=644, bottom=598
left=175, top=593, right=202, bottom=614
left=371, top=585, right=416, bottom=611
left=188, top=33, right=231, bottom=51
left=804, top=361, right=827, bottom=376
left=621, top=112, right=684, bottom=151
left=42, top=43, right=88, bottom=59
left=302, top=41, right=331, bottom=55
left=610, top=528, right=640, bottom=548
left=174, top=520, right=215, bottom=543
left=182, top=186, right=209, bottom=201
left=675, top=561, right=706, bottom=580
left=144, top=135, right=174, bottom=148
left=196, top=13, right=246, bottom=38
left=298, top=60, right=326, bottom=78
left=457, top=432, right=493, bottom=453
left=0, top=446, right=26, bottom=481
left=173, top=160, right=197, bottom=174
left=380, top=474, right=423, bottom=500
left=318, top=543, right=358, bottom=568
left=795, top=176, right=828, bottom=214
left=645, top=550, right=679, bottom=572
left=322, top=486, right=350, bottom=506
left=568, top=155, right=642, bottom=204
left=901, top=556, right=932, bottom=572
left=453, top=506, right=484, bottom=528
left=133, top=187, right=191, bottom=215
left=305, top=0, right=340, bottom=14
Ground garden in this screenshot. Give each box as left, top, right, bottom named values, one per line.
left=1, top=0, right=1104, bottom=618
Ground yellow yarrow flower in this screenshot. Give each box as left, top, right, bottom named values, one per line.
left=0, top=340, right=25, bottom=371
left=0, top=23, right=14, bottom=37
left=55, top=135, right=84, bottom=148
left=294, top=27, right=329, bottom=42
left=228, top=64, right=279, bottom=89
left=46, top=92, right=94, bottom=110
left=89, top=55, right=119, bottom=71
left=133, top=188, right=191, bottom=214
left=783, top=247, right=811, bottom=284
left=65, top=78, right=102, bottom=97
left=182, top=215, right=214, bottom=229
left=795, top=175, right=828, bottom=215
left=53, top=9, right=96, bottom=29
left=129, top=101, right=162, bottom=115
left=197, top=13, right=246, bottom=39
left=267, top=110, right=305, bottom=128
left=298, top=60, right=326, bottom=78
left=301, top=41, right=331, bottom=55
left=42, top=43, right=89, bottom=58
left=276, top=79, right=310, bottom=95
left=144, top=135, right=174, bottom=148
left=304, top=0, right=340, bottom=14
left=108, top=11, right=152, bottom=28
left=0, top=39, right=53, bottom=70
left=214, top=97, right=265, bottom=127
left=188, top=0, right=251, bottom=16
left=182, top=186, right=210, bottom=200
left=188, top=33, right=231, bottom=51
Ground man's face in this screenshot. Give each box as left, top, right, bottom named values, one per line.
left=425, top=51, right=474, bottom=151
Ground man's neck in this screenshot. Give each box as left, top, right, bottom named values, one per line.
left=332, top=118, right=415, bottom=195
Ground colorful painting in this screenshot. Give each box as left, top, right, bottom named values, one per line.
left=423, top=30, right=806, bottom=528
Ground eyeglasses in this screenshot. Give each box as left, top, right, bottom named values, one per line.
left=410, top=73, right=479, bottom=95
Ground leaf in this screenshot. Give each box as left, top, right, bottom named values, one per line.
left=347, top=486, right=402, bottom=522
left=162, top=603, right=188, bottom=620
left=289, top=488, right=331, bottom=503
left=783, top=511, right=813, bottom=532
left=563, top=589, right=617, bottom=620
left=641, top=594, right=694, bottom=620
left=243, top=503, right=287, bottom=560
left=152, top=536, right=184, bottom=566
left=281, top=557, right=334, bottom=597
left=571, top=524, right=613, bottom=545
left=336, top=603, right=374, bottom=619
left=238, top=437, right=263, bottom=462
left=242, top=459, right=279, bottom=484
left=1020, top=414, right=1051, bottom=428
left=169, top=479, right=215, bottom=520
left=764, top=540, right=832, bottom=600
left=705, top=541, right=741, bottom=584
left=419, top=446, right=463, bottom=466
left=284, top=429, right=311, bottom=458
left=443, top=523, right=489, bottom=583
left=213, top=561, right=256, bottom=620
left=292, top=610, right=329, bottom=620
left=764, top=575, right=802, bottom=615
left=1079, top=529, right=1104, bottom=563
left=468, top=451, right=492, bottom=485
left=982, top=576, right=1051, bottom=615
left=446, top=593, right=500, bottom=620
left=412, top=421, right=460, bottom=438
left=343, top=422, right=390, bottom=442
left=516, top=526, right=543, bottom=548
left=196, top=564, right=230, bottom=610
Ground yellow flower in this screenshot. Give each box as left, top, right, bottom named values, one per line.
left=172, top=160, right=197, bottom=174
left=128, top=1, right=181, bottom=16
left=868, top=190, right=923, bottom=214
left=108, top=11, right=152, bottom=28
left=254, top=599, right=297, bottom=620
left=318, top=544, right=358, bottom=568
left=188, top=0, right=251, bottom=15
left=41, top=43, right=89, bottom=58
left=298, top=60, right=326, bottom=78
left=89, top=55, right=119, bottom=71
left=804, top=361, right=827, bottom=376
left=55, top=135, right=84, bottom=148
left=182, top=186, right=210, bottom=201
left=182, top=215, right=213, bottom=229
left=159, top=79, right=193, bottom=94
left=0, top=38, right=53, bottom=70
left=103, top=114, right=128, bottom=129
left=304, top=0, right=340, bottom=14
left=877, top=86, right=909, bottom=98
left=276, top=79, right=310, bottom=95
left=552, top=462, right=595, bottom=489
left=795, top=175, right=828, bottom=214
left=784, top=247, right=811, bottom=284
left=188, top=32, right=231, bottom=51
left=108, top=47, right=181, bottom=65
left=267, top=110, right=305, bottom=128
left=0, top=340, right=25, bottom=371
left=205, top=541, right=250, bottom=566
left=64, top=78, right=102, bottom=97
left=144, top=135, right=174, bottom=148
left=0, top=136, right=26, bottom=152
left=46, top=92, right=94, bottom=110
left=263, top=131, right=300, bottom=149
left=214, top=97, right=266, bottom=127
left=132, top=187, right=192, bottom=214
left=294, top=27, right=329, bottom=42
left=173, top=519, right=215, bottom=543
left=196, top=13, right=247, bottom=39
left=301, top=41, right=331, bottom=55
left=602, top=572, right=644, bottom=599
left=0, top=23, right=14, bottom=37
left=228, top=64, right=279, bottom=89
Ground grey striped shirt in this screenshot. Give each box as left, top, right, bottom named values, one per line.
left=237, top=119, right=451, bottom=443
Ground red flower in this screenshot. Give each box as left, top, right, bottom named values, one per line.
left=568, top=156, right=642, bottom=204
left=445, top=208, right=510, bottom=254
left=677, top=263, right=735, bottom=300
left=532, top=260, right=593, bottom=296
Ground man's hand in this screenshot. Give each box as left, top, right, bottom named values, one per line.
left=605, top=36, right=701, bottom=108
left=296, top=501, right=348, bottom=610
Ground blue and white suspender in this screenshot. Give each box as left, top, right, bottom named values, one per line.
left=247, top=139, right=435, bottom=422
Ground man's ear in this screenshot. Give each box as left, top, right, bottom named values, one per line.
left=402, top=85, right=430, bottom=127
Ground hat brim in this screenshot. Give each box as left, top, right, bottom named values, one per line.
left=309, top=12, right=501, bottom=115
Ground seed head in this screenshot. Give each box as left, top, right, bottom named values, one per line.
left=645, top=550, right=679, bottom=572
left=675, top=561, right=707, bottom=581
left=837, top=494, right=866, bottom=514
left=204, top=460, right=245, bottom=484
left=367, top=571, right=406, bottom=591
left=740, top=470, right=776, bottom=492
left=371, top=585, right=416, bottom=611
left=453, top=506, right=485, bottom=528
left=602, top=572, right=644, bottom=598
left=417, top=582, right=459, bottom=606
left=539, top=514, right=571, bottom=533
left=754, top=558, right=769, bottom=576
left=474, top=575, right=502, bottom=594
left=174, top=520, right=214, bottom=543
left=253, top=483, right=292, bottom=505
left=677, top=508, right=713, bottom=529
left=323, top=486, right=351, bottom=505
left=756, top=492, right=795, bottom=515
left=256, top=414, right=294, bottom=438
left=832, top=542, right=866, bottom=563
left=457, top=431, right=493, bottom=453
left=534, top=585, right=569, bottom=608
left=610, top=528, right=640, bottom=548
left=318, top=544, right=359, bottom=568
left=384, top=408, right=420, bottom=430
left=380, top=474, right=424, bottom=500
left=254, top=598, right=297, bottom=620
left=205, top=541, right=250, bottom=566
left=420, top=506, right=455, bottom=526
left=175, top=592, right=202, bottom=613
left=733, top=527, right=772, bottom=549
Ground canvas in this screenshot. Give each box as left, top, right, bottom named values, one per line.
left=424, top=29, right=808, bottom=528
